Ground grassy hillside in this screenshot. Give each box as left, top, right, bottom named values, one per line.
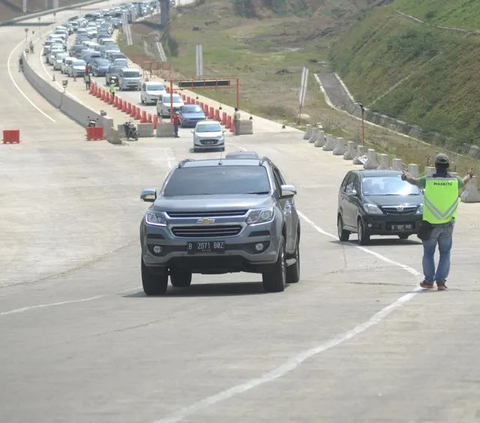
left=394, top=0, right=480, bottom=30
left=330, top=1, right=480, bottom=148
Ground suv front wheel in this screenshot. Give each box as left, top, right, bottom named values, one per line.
left=170, top=268, right=192, bottom=288
left=141, top=259, right=168, bottom=295
left=262, top=236, right=286, bottom=293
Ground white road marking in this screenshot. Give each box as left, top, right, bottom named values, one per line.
left=7, top=38, right=56, bottom=122
left=0, top=287, right=139, bottom=317
left=153, top=142, right=422, bottom=423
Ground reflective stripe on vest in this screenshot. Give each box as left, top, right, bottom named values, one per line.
left=423, top=176, right=459, bottom=224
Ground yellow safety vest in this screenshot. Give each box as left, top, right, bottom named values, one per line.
left=110, top=84, right=116, bottom=93
left=423, top=176, right=459, bottom=224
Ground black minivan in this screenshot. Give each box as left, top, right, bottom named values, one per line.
left=337, top=170, right=424, bottom=244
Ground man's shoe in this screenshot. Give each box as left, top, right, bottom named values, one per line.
left=437, top=284, right=448, bottom=291
left=420, top=281, right=434, bottom=289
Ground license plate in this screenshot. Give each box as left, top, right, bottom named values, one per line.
left=187, top=241, right=225, bottom=254
left=392, top=224, right=413, bottom=231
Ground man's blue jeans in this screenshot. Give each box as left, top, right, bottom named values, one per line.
left=422, top=221, right=454, bottom=284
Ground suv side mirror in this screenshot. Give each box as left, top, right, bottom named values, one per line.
left=140, top=188, right=156, bottom=202
left=346, top=188, right=357, bottom=196
left=280, top=184, right=296, bottom=199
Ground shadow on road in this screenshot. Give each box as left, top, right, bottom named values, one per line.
left=329, top=238, right=421, bottom=247
left=124, top=281, right=291, bottom=298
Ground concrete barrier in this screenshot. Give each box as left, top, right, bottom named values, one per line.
left=392, top=158, right=403, bottom=170
left=461, top=176, right=480, bottom=203
left=107, top=129, right=122, bottom=145
left=238, top=120, right=253, bottom=135
left=353, top=145, right=366, bottom=165
left=323, top=134, right=336, bottom=151
left=137, top=123, right=154, bottom=137
left=314, top=130, right=326, bottom=148
left=343, top=141, right=355, bottom=160
left=424, top=166, right=435, bottom=176
left=303, top=124, right=312, bottom=140
left=309, top=126, right=319, bottom=144
left=333, top=137, right=346, bottom=156
left=408, top=164, right=419, bottom=177
left=23, top=54, right=62, bottom=108
left=156, top=122, right=175, bottom=137
left=364, top=149, right=378, bottom=169
left=377, top=153, right=390, bottom=170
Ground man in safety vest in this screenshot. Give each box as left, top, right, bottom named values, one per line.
left=402, top=153, right=474, bottom=290
left=109, top=81, right=116, bottom=98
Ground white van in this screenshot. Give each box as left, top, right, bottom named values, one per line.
left=118, top=68, right=141, bottom=91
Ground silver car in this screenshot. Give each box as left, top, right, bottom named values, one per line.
left=192, top=120, right=225, bottom=152
left=139, top=156, right=301, bottom=295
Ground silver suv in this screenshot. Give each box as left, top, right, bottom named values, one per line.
left=139, top=153, right=301, bottom=295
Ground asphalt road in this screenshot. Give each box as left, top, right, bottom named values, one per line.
left=2, top=4, right=480, bottom=423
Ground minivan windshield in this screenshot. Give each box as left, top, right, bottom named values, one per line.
left=196, top=123, right=221, bottom=133
left=147, top=84, right=165, bottom=91
left=164, top=166, right=271, bottom=196
left=362, top=176, right=421, bottom=196
left=122, top=70, right=140, bottom=78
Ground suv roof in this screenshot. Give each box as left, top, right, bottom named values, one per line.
left=177, top=158, right=266, bottom=169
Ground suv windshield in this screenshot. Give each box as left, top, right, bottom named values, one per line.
left=183, top=105, right=202, bottom=113
left=147, top=84, right=165, bottom=91
left=162, top=95, right=181, bottom=103
left=362, top=176, right=421, bottom=196
left=196, top=124, right=221, bottom=132
left=164, top=166, right=271, bottom=196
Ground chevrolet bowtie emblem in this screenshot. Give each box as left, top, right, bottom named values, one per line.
left=197, top=217, right=215, bottom=225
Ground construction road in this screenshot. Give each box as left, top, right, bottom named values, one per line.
left=1, top=3, right=480, bottom=423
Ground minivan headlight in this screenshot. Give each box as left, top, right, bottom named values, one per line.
left=145, top=211, right=167, bottom=226
left=246, top=208, right=274, bottom=225
left=363, top=203, right=383, bottom=215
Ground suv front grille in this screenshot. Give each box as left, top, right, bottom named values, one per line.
left=166, top=210, right=248, bottom=218
left=171, top=225, right=242, bottom=238
left=381, top=206, right=417, bottom=215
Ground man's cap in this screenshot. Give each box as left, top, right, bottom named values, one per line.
left=435, top=153, right=450, bottom=165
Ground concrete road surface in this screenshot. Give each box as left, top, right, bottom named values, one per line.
left=2, top=3, right=480, bottom=423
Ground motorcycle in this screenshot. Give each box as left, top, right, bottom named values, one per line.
left=123, top=120, right=139, bottom=141
left=87, top=116, right=99, bottom=127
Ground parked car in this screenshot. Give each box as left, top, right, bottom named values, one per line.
left=179, top=104, right=206, bottom=128
left=91, top=58, right=111, bottom=76
left=67, top=59, right=87, bottom=77
left=61, top=57, right=75, bottom=73
left=337, top=169, right=424, bottom=245
left=118, top=68, right=141, bottom=90
left=156, top=93, right=184, bottom=118
left=53, top=52, right=68, bottom=71
left=192, top=120, right=225, bottom=152
left=139, top=156, right=301, bottom=295
left=140, top=81, right=167, bottom=105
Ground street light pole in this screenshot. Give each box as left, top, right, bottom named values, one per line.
left=358, top=103, right=365, bottom=144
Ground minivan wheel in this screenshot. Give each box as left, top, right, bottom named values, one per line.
left=357, top=219, right=370, bottom=245
left=170, top=268, right=192, bottom=287
left=337, top=215, right=350, bottom=241
left=262, top=236, right=286, bottom=293
left=141, top=259, right=168, bottom=295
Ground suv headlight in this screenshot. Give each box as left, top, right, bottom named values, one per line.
left=145, top=211, right=167, bottom=226
left=363, top=203, right=383, bottom=215
left=416, top=204, right=423, bottom=214
left=246, top=208, right=274, bottom=225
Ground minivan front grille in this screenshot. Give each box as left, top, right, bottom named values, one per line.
left=166, top=210, right=248, bottom=218
left=171, top=225, right=242, bottom=238
left=381, top=206, right=418, bottom=215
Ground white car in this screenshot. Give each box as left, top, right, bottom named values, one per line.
left=61, top=57, right=74, bottom=74
left=47, top=48, right=64, bottom=65
left=141, top=81, right=167, bottom=105
left=53, top=53, right=68, bottom=70
left=192, top=120, right=225, bottom=152
left=68, top=59, right=86, bottom=77
left=156, top=93, right=184, bottom=118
